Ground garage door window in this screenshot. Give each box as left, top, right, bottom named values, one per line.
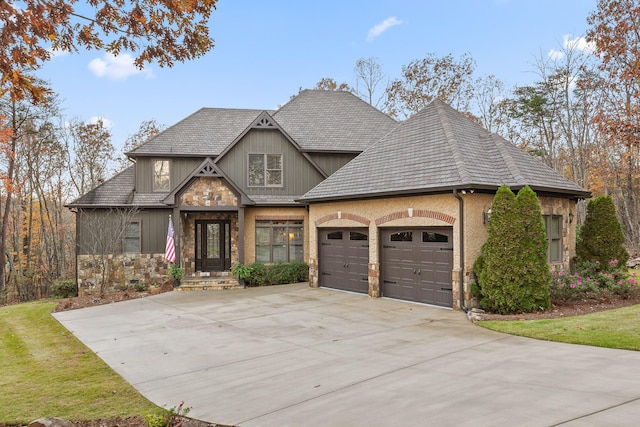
left=390, top=231, right=412, bottom=242
left=422, top=232, right=448, bottom=242
left=326, top=231, right=343, bottom=240
left=350, top=231, right=367, bottom=241
left=256, top=220, right=303, bottom=263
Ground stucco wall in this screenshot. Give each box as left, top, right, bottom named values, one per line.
left=307, top=192, right=577, bottom=310
left=243, top=207, right=309, bottom=264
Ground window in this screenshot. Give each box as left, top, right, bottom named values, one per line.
left=422, top=232, right=448, bottom=243
left=390, top=231, right=412, bottom=242
left=326, top=231, right=343, bottom=240
left=123, top=221, right=141, bottom=253
left=153, top=160, right=170, bottom=191
left=256, top=220, right=303, bottom=262
left=544, top=215, right=562, bottom=262
left=248, top=153, right=282, bottom=187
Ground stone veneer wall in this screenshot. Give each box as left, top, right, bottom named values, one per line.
left=77, top=253, right=171, bottom=296
left=180, top=177, right=238, bottom=207
left=181, top=211, right=239, bottom=276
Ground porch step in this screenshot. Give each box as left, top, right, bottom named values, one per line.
left=175, top=272, right=244, bottom=291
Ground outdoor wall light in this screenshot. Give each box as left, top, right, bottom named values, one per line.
left=568, top=213, right=574, bottom=224
left=483, top=207, right=492, bottom=225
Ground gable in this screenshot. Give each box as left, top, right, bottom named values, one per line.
left=216, top=128, right=326, bottom=197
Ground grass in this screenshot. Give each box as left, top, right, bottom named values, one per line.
left=480, top=303, right=640, bottom=351
left=0, top=300, right=161, bottom=425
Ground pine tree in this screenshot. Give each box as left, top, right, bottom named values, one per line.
left=577, top=195, right=629, bottom=268
left=516, top=186, right=550, bottom=311
left=479, top=185, right=524, bottom=314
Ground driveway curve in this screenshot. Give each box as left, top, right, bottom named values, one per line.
left=54, top=283, right=640, bottom=426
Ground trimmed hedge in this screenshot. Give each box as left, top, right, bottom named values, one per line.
left=234, top=261, right=309, bottom=286
left=577, top=195, right=628, bottom=269
left=478, top=185, right=550, bottom=314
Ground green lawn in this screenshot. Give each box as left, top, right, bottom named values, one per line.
left=480, top=303, right=640, bottom=351
left=0, top=300, right=161, bottom=425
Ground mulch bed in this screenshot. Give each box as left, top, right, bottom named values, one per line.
left=476, top=294, right=640, bottom=321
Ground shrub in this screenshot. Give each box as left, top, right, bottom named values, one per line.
left=235, top=261, right=309, bottom=286
left=246, top=262, right=267, bottom=286
left=576, top=195, right=629, bottom=268
left=134, top=282, right=149, bottom=292
left=516, top=185, right=551, bottom=310
left=51, top=280, right=78, bottom=298
left=479, top=185, right=550, bottom=314
left=480, top=185, right=528, bottom=314
left=550, top=265, right=639, bottom=304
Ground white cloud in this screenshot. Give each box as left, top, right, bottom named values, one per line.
left=88, top=53, right=154, bottom=80
left=548, top=49, right=565, bottom=61
left=548, top=35, right=595, bottom=61
left=367, top=16, right=404, bottom=42
left=563, top=34, right=595, bottom=53
left=47, top=47, right=69, bottom=58
left=88, top=116, right=114, bottom=129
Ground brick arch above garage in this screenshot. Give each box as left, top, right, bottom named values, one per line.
left=315, top=212, right=370, bottom=226
left=376, top=209, right=456, bottom=226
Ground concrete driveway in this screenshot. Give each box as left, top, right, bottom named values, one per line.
left=54, top=283, right=640, bottom=426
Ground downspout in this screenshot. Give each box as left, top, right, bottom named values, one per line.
left=453, top=189, right=468, bottom=313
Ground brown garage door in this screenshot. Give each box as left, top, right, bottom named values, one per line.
left=381, top=228, right=453, bottom=307
left=319, top=228, right=369, bottom=294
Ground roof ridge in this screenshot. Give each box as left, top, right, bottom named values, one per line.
left=434, top=100, right=471, bottom=184
left=491, top=133, right=526, bottom=184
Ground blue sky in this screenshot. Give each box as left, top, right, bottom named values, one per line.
left=36, top=0, right=597, bottom=151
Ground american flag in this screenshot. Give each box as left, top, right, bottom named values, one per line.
left=165, top=216, right=176, bottom=263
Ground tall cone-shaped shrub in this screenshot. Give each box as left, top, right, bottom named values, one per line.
left=479, top=185, right=524, bottom=314
left=516, top=185, right=550, bottom=311
left=577, top=195, right=628, bottom=267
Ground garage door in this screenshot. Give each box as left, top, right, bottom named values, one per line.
left=381, top=228, right=453, bottom=307
left=319, top=228, right=369, bottom=294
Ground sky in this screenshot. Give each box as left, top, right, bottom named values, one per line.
left=35, top=0, right=598, bottom=152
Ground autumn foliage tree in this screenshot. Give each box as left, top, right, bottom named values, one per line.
left=0, top=0, right=218, bottom=102
left=385, top=52, right=476, bottom=119
left=587, top=0, right=640, bottom=246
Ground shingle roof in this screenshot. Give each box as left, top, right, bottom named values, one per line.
left=67, top=167, right=136, bottom=207
left=128, top=108, right=267, bottom=156
left=272, top=90, right=398, bottom=152
left=298, top=99, right=590, bottom=202
left=128, top=91, right=397, bottom=157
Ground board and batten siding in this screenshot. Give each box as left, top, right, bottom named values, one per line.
left=307, top=152, right=358, bottom=176
left=217, top=129, right=326, bottom=196
left=136, top=157, right=204, bottom=193
left=77, top=208, right=171, bottom=255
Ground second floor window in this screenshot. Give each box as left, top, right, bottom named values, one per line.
left=153, top=160, right=170, bottom=191
left=248, top=153, right=282, bottom=187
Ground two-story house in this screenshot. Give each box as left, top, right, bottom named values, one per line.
left=68, top=90, right=589, bottom=310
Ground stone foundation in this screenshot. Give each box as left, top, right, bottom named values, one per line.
left=368, top=262, right=380, bottom=297
left=77, top=253, right=171, bottom=296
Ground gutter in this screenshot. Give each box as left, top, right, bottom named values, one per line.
left=453, top=189, right=469, bottom=313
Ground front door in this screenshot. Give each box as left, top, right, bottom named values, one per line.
left=195, top=220, right=231, bottom=272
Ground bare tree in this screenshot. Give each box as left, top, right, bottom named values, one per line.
left=76, top=207, right=140, bottom=293
left=385, top=52, right=476, bottom=119
left=65, top=118, right=115, bottom=197
left=354, top=57, right=387, bottom=108
left=116, top=119, right=165, bottom=172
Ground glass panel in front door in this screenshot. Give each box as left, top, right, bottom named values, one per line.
left=207, top=223, right=220, bottom=259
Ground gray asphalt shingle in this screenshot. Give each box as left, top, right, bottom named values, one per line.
left=299, top=99, right=590, bottom=201
left=272, top=90, right=398, bottom=152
